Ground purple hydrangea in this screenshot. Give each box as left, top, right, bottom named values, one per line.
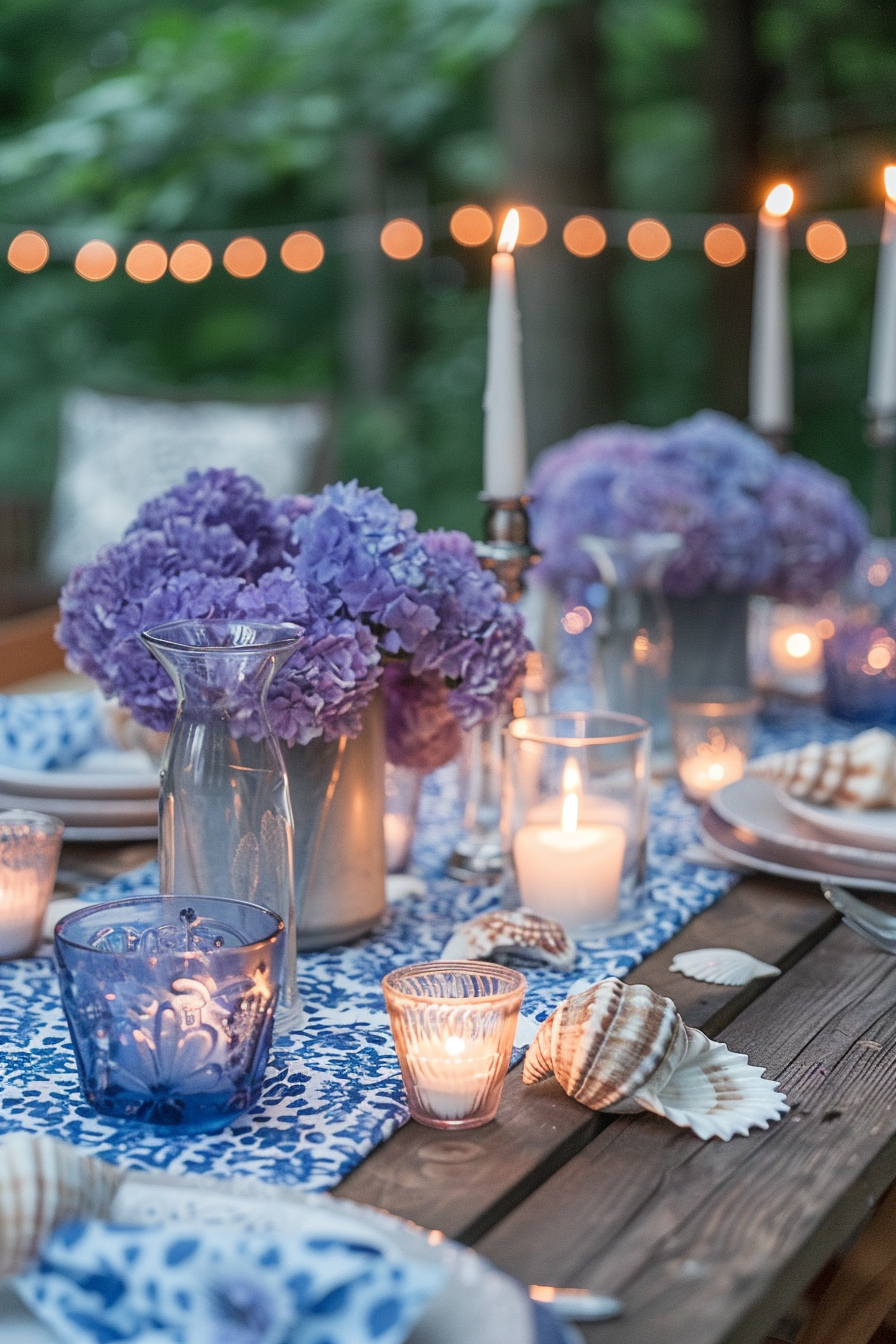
left=528, top=410, right=868, bottom=602
left=382, top=662, right=463, bottom=771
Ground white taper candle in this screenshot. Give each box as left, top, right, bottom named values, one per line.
left=483, top=209, right=528, bottom=498
left=868, top=168, right=896, bottom=418
left=749, top=184, right=794, bottom=437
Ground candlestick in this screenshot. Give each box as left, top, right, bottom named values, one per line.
left=382, top=962, right=525, bottom=1129
left=483, top=209, right=527, bottom=499
left=749, top=183, right=794, bottom=448
left=0, top=810, right=63, bottom=960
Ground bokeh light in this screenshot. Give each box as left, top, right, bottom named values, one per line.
left=223, top=236, right=267, bottom=278
left=7, top=231, right=49, bottom=273
left=561, top=606, right=593, bottom=635
left=125, top=240, right=167, bottom=283
left=380, top=218, right=424, bottom=259
left=815, top=618, right=836, bottom=640
left=169, top=240, right=212, bottom=283
left=868, top=557, right=892, bottom=586
left=280, top=231, right=325, bottom=272
left=515, top=205, right=548, bottom=246
left=764, top=183, right=794, bottom=217
left=806, top=220, right=847, bottom=263
left=450, top=205, right=493, bottom=247
left=74, top=239, right=117, bottom=281
left=627, top=218, right=671, bottom=260
left=703, top=223, right=746, bottom=267
left=884, top=166, right=896, bottom=203
left=563, top=215, right=607, bottom=257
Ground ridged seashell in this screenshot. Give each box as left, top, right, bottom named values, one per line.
left=635, top=1025, right=789, bottom=1141
left=670, top=948, right=781, bottom=987
left=748, top=729, right=896, bottom=809
left=0, top=1133, right=124, bottom=1276
left=522, top=978, right=688, bottom=1109
left=523, top=978, right=788, bottom=1141
left=441, top=908, right=576, bottom=970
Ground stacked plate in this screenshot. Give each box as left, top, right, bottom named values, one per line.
left=700, top=775, right=896, bottom=892
left=0, top=749, right=159, bottom=841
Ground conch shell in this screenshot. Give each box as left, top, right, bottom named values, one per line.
left=0, top=1133, right=123, bottom=1277
left=441, top=908, right=576, bottom=970
left=748, top=729, right=896, bottom=809
left=523, top=978, right=788, bottom=1140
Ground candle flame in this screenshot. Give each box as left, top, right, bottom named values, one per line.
left=444, top=1035, right=465, bottom=1057
left=764, top=183, right=794, bottom=217
left=561, top=756, right=582, bottom=796
left=561, top=789, right=578, bottom=835
left=784, top=630, right=813, bottom=660
left=497, top=209, right=520, bottom=253
left=885, top=166, right=896, bottom=204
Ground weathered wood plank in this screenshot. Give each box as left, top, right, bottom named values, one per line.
left=475, top=923, right=896, bottom=1344
left=335, top=875, right=835, bottom=1241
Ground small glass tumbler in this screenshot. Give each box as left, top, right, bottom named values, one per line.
left=382, top=961, right=525, bottom=1130
left=384, top=763, right=424, bottom=874
left=670, top=689, right=760, bottom=802
left=503, top=712, right=651, bottom=930
left=54, top=895, right=285, bottom=1133
left=0, top=810, right=64, bottom=960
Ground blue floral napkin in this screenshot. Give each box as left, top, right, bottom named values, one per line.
left=16, top=1218, right=446, bottom=1344
left=0, top=692, right=102, bottom=772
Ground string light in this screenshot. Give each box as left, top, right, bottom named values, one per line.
left=380, top=218, right=424, bottom=260
left=703, top=223, right=746, bottom=267
left=628, top=218, right=671, bottom=261
left=563, top=215, right=607, bottom=257
left=281, top=231, right=324, bottom=272
left=169, top=240, right=212, bottom=282
left=74, top=240, right=116, bottom=281
left=515, top=205, right=547, bottom=246
left=223, top=236, right=266, bottom=278
left=125, top=240, right=167, bottom=283
left=806, top=220, right=847, bottom=263
left=7, top=231, right=49, bottom=273
left=450, top=205, right=493, bottom=246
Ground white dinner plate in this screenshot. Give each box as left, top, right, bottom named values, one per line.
left=776, top=791, right=896, bottom=853
left=700, top=804, right=896, bottom=892
left=61, top=823, right=158, bottom=842
left=711, top=777, right=896, bottom=871
left=0, top=752, right=159, bottom=802
left=0, top=791, right=158, bottom=826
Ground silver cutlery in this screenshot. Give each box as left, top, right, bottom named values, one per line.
left=822, top=883, right=896, bottom=953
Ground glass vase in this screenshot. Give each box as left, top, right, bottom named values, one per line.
left=142, top=619, right=302, bottom=1031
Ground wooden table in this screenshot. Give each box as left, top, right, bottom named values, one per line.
left=57, top=843, right=896, bottom=1344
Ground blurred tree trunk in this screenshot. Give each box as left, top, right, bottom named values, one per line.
left=703, top=0, right=770, bottom=419
left=495, top=0, right=617, bottom=460
left=344, top=132, right=392, bottom=397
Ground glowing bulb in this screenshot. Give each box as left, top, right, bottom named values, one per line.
left=885, top=166, right=896, bottom=203
left=784, top=631, right=813, bottom=660
left=561, top=757, right=583, bottom=796
left=497, top=209, right=519, bottom=254
left=764, top=184, right=794, bottom=217
left=561, top=790, right=578, bottom=835
left=868, top=643, right=893, bottom=671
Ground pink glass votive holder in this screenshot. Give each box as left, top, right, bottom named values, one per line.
left=382, top=961, right=526, bottom=1130
left=0, top=809, right=64, bottom=960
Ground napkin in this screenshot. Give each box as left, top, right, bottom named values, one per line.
left=0, top=692, right=102, bottom=772
left=16, top=1217, right=445, bottom=1344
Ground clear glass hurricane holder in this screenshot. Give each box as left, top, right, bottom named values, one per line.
left=503, top=711, right=651, bottom=931
left=669, top=688, right=759, bottom=803
left=142, top=619, right=302, bottom=1033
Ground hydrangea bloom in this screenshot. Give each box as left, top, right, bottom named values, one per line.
left=382, top=662, right=463, bottom=771
left=529, top=410, right=868, bottom=601
left=58, top=469, right=528, bottom=765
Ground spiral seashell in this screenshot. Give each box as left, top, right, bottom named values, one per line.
left=0, top=1133, right=124, bottom=1277
left=634, top=1026, right=789, bottom=1141
left=748, top=729, right=896, bottom=809
left=522, top=978, right=687, bottom=1109
left=670, top=948, right=780, bottom=987
left=441, top=909, right=576, bottom=970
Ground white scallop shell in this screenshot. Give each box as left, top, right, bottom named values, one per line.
left=0, top=1133, right=124, bottom=1276
left=441, top=908, right=576, bottom=970
left=669, top=948, right=781, bottom=986
left=633, top=1025, right=789, bottom=1141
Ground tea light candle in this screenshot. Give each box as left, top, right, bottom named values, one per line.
left=513, top=790, right=626, bottom=928
left=0, top=810, right=64, bottom=960
left=678, top=742, right=745, bottom=801
left=0, top=870, right=44, bottom=958
left=407, top=1033, right=502, bottom=1122
left=769, top=624, right=823, bottom=675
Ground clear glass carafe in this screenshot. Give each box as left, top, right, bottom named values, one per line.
left=141, top=620, right=301, bottom=1030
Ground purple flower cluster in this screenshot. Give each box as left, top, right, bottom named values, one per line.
left=528, top=411, right=868, bottom=602
left=58, top=469, right=529, bottom=766
left=382, top=662, right=463, bottom=771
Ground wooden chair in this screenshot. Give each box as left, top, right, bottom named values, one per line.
left=0, top=606, right=66, bottom=690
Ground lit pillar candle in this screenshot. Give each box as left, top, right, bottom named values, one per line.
left=769, top=624, right=823, bottom=675
left=868, top=167, right=896, bottom=418
left=483, top=209, right=528, bottom=498
left=749, top=183, right=794, bottom=439
left=513, top=789, right=626, bottom=928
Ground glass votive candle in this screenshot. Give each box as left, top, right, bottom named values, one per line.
left=54, top=895, right=285, bottom=1133
left=0, top=810, right=64, bottom=960
left=503, top=712, right=650, bottom=930
left=823, top=612, right=896, bottom=726
left=670, top=689, right=760, bottom=802
left=382, top=961, right=525, bottom=1130
left=384, top=763, right=424, bottom=874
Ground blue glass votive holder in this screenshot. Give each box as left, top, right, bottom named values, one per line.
left=823, top=615, right=896, bottom=726
left=54, top=895, right=284, bottom=1134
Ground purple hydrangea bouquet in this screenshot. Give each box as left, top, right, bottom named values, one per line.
left=57, top=470, right=529, bottom=772
left=528, top=410, right=868, bottom=603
